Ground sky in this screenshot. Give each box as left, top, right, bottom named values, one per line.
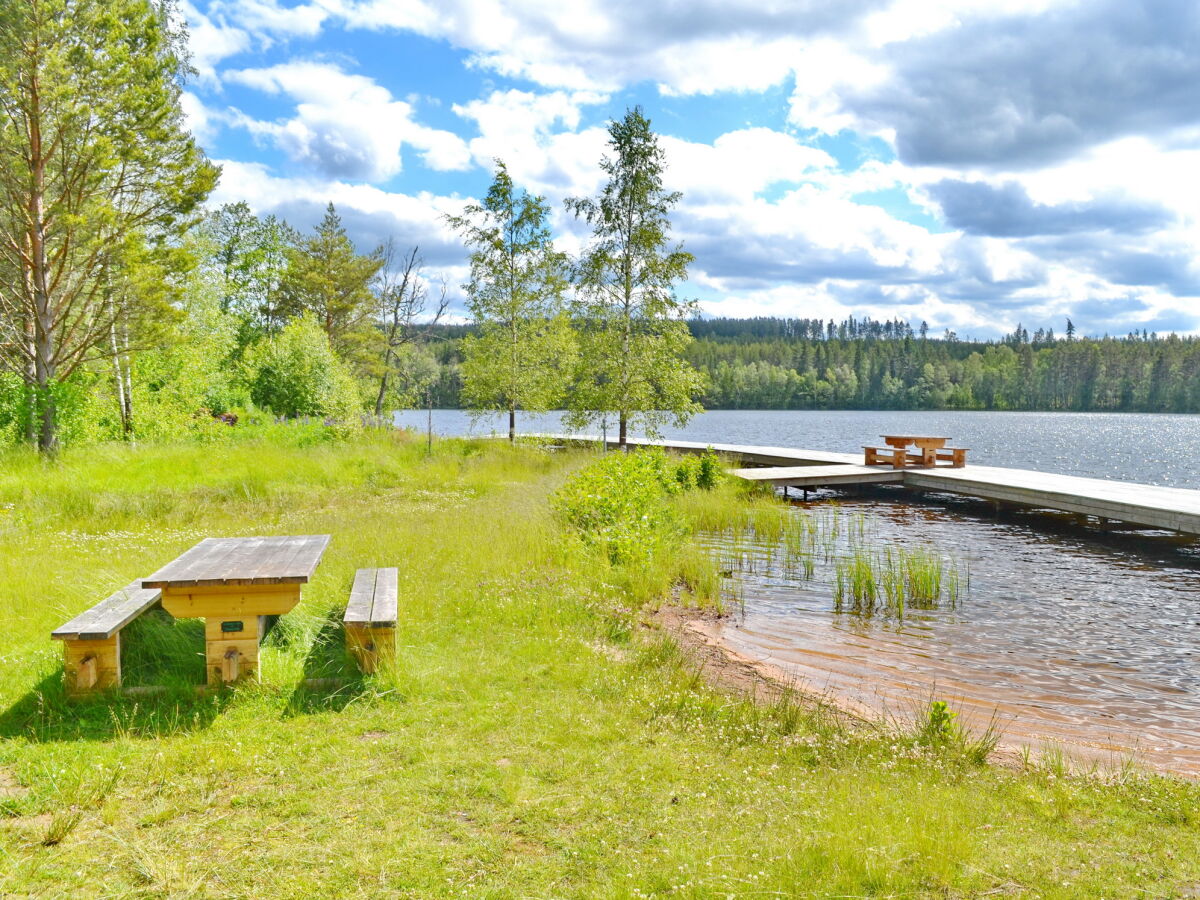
left=180, top=0, right=1200, bottom=338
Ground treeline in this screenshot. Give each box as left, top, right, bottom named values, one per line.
left=415, top=317, right=1200, bottom=413
left=686, top=320, right=1200, bottom=412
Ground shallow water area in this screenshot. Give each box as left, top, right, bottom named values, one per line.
left=708, top=494, right=1200, bottom=775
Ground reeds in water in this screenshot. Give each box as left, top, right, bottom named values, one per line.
left=703, top=497, right=966, bottom=619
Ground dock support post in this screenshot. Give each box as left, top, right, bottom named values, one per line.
left=803, top=488, right=809, bottom=502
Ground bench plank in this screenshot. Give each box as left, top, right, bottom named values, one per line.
left=368, top=568, right=398, bottom=627
left=345, top=568, right=376, bottom=623
left=52, top=582, right=162, bottom=642
left=344, top=567, right=398, bottom=674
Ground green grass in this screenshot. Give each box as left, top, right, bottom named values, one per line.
left=0, top=429, right=1197, bottom=897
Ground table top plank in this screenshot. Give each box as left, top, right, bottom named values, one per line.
left=143, top=535, right=332, bottom=589
left=260, top=534, right=332, bottom=583
left=881, top=435, right=949, bottom=447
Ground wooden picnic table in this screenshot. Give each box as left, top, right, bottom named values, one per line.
left=143, top=535, right=330, bottom=685
left=881, top=435, right=948, bottom=451
left=865, top=436, right=967, bottom=469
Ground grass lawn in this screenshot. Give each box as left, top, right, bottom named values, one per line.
left=0, top=427, right=1197, bottom=898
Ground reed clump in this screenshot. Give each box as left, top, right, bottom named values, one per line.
left=703, top=496, right=967, bottom=618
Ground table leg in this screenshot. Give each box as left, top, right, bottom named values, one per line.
left=205, top=616, right=262, bottom=686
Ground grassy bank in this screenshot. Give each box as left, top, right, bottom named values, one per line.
left=0, top=429, right=1198, bottom=897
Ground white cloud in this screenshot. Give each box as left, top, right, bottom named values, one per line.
left=210, top=0, right=328, bottom=39
left=180, top=1, right=250, bottom=82
left=180, top=91, right=220, bottom=144
left=453, top=89, right=609, bottom=196
left=662, top=129, right=835, bottom=202
left=225, top=62, right=472, bottom=180
left=181, top=0, right=1200, bottom=333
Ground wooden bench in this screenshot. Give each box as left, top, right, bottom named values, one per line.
left=866, top=437, right=970, bottom=469
left=344, top=568, right=398, bottom=674
left=51, top=582, right=162, bottom=694
left=863, top=446, right=906, bottom=469
left=934, top=447, right=969, bottom=468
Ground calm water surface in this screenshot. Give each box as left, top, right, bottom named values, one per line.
left=398, top=408, right=1200, bottom=771
left=396, top=408, right=1200, bottom=487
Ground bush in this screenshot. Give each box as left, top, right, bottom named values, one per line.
left=242, top=315, right=363, bottom=422
left=552, top=448, right=682, bottom=565
left=696, top=447, right=723, bottom=490
left=674, top=455, right=699, bottom=491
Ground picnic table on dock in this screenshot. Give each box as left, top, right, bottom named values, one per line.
left=865, top=435, right=967, bottom=469
left=142, top=535, right=330, bottom=685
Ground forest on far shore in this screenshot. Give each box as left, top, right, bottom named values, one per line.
left=414, top=315, right=1200, bottom=414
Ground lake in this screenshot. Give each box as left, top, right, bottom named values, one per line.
left=394, top=408, right=1200, bottom=488
left=396, top=408, right=1200, bottom=773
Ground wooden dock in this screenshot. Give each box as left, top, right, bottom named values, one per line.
left=536, top=435, right=1200, bottom=536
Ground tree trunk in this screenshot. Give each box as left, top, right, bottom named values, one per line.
left=29, top=64, right=56, bottom=454
left=22, top=313, right=35, bottom=444
left=120, top=321, right=133, bottom=434
left=34, top=354, right=56, bottom=454
left=373, top=365, right=390, bottom=417
left=33, top=280, right=56, bottom=454
left=110, top=318, right=131, bottom=438
left=618, top=413, right=627, bottom=447
left=22, top=377, right=35, bottom=446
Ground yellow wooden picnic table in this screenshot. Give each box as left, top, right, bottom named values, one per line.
left=143, top=535, right=330, bottom=686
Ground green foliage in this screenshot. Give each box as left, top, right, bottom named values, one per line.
left=448, top=161, right=577, bottom=436
left=242, top=314, right=363, bottom=422
left=688, top=316, right=1200, bottom=412
left=0, top=0, right=218, bottom=451
left=552, top=448, right=683, bottom=565
left=914, top=700, right=1000, bottom=765
left=0, top=373, right=26, bottom=443
left=696, top=447, right=723, bottom=489
left=565, top=107, right=703, bottom=439
left=387, top=344, right=441, bottom=408
left=278, top=203, right=383, bottom=366
left=197, top=202, right=297, bottom=341
left=920, top=700, right=960, bottom=746
left=401, top=316, right=1200, bottom=413
left=124, top=247, right=249, bottom=439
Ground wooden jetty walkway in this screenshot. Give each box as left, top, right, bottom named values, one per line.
left=538, top=435, right=1200, bottom=536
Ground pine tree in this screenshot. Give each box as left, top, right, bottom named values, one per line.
left=279, top=204, right=382, bottom=368
left=0, top=0, right=217, bottom=451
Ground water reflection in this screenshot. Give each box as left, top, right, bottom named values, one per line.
left=708, top=494, right=1200, bottom=775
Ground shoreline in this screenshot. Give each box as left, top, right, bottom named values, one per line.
left=651, top=602, right=1192, bottom=780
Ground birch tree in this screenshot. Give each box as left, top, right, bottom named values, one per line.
left=0, top=0, right=218, bottom=451
left=448, top=161, right=575, bottom=441
left=565, top=107, right=702, bottom=446
left=371, top=241, right=449, bottom=416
